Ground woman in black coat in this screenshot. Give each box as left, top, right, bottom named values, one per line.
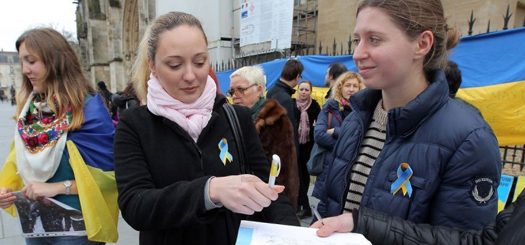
left=293, top=80, right=321, bottom=218
left=114, top=12, right=297, bottom=245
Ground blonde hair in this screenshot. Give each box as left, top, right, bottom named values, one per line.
left=332, top=71, right=364, bottom=102
left=15, top=28, right=94, bottom=130
left=132, top=11, right=207, bottom=103
left=230, top=66, right=267, bottom=94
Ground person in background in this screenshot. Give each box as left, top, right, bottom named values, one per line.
left=293, top=80, right=321, bottom=219
left=312, top=0, right=500, bottom=232
left=0, top=27, right=117, bottom=244
left=267, top=59, right=303, bottom=135
left=312, top=188, right=525, bottom=245
left=324, top=63, right=348, bottom=99
left=228, top=66, right=300, bottom=213
left=311, top=72, right=364, bottom=204
left=114, top=12, right=298, bottom=245
left=10, top=85, right=16, bottom=105
left=97, top=81, right=114, bottom=112
left=111, top=82, right=139, bottom=117
left=445, top=60, right=462, bottom=98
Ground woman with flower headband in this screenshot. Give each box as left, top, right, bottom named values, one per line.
left=0, top=28, right=118, bottom=244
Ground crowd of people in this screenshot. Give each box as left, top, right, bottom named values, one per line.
left=0, top=0, right=522, bottom=244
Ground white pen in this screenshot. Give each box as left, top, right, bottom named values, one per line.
left=268, top=154, right=281, bottom=187
left=311, top=205, right=324, bottom=225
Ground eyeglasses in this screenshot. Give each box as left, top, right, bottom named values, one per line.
left=226, top=84, right=257, bottom=97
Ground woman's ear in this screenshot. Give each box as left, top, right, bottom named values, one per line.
left=414, top=30, right=434, bottom=59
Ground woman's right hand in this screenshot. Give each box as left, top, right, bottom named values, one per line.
left=0, top=188, right=15, bottom=209
left=209, top=174, right=285, bottom=215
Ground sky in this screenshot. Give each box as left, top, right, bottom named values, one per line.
left=0, top=0, right=77, bottom=52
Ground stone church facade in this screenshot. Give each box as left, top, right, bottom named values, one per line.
left=76, top=0, right=155, bottom=92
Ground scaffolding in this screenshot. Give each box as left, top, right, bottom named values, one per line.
left=292, top=0, right=318, bottom=54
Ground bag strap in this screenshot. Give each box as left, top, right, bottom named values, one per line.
left=222, top=103, right=249, bottom=174
left=326, top=108, right=342, bottom=129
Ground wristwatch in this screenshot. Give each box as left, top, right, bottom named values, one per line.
left=63, top=180, right=72, bottom=195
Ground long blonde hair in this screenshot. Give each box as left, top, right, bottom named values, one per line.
left=132, top=11, right=208, bottom=103
left=15, top=28, right=94, bottom=130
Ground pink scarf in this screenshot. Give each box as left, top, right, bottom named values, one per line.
left=147, top=74, right=216, bottom=142
left=296, top=96, right=312, bottom=144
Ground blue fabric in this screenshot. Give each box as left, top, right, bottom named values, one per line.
left=68, top=94, right=115, bottom=171
left=449, top=27, right=525, bottom=88
left=216, top=27, right=525, bottom=91
left=317, top=71, right=502, bottom=230
left=216, top=55, right=358, bottom=93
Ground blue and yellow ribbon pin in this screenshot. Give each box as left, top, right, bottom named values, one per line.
left=218, top=138, right=233, bottom=165
left=390, top=162, right=413, bottom=197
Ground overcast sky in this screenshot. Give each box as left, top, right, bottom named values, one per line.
left=0, top=0, right=77, bottom=52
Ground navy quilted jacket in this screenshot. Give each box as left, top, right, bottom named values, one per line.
left=316, top=71, right=501, bottom=230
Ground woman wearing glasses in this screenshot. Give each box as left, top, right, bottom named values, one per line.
left=228, top=66, right=300, bottom=212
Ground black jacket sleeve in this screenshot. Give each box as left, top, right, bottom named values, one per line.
left=354, top=191, right=525, bottom=245
left=234, top=105, right=300, bottom=226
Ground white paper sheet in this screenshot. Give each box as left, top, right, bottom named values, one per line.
left=236, top=220, right=371, bottom=245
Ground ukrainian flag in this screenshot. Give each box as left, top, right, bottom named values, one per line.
left=453, top=27, right=525, bottom=145
left=0, top=94, right=118, bottom=243
left=217, top=27, right=525, bottom=145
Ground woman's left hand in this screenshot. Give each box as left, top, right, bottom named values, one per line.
left=310, top=213, right=354, bottom=237
left=22, top=182, right=63, bottom=200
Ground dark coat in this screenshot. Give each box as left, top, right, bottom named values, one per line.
left=111, top=93, right=139, bottom=115
left=293, top=98, right=321, bottom=164
left=311, top=98, right=351, bottom=199
left=114, top=95, right=298, bottom=245
left=317, top=71, right=501, bottom=230
left=355, top=189, right=525, bottom=245
left=267, top=80, right=298, bottom=134
left=255, top=99, right=300, bottom=210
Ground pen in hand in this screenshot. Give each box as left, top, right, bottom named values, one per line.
left=268, top=154, right=281, bottom=187
left=311, top=205, right=324, bottom=225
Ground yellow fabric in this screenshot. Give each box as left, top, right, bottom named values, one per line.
left=514, top=176, right=525, bottom=203
left=0, top=143, right=24, bottom=216
left=66, top=140, right=118, bottom=243
left=457, top=80, right=525, bottom=145
left=1, top=141, right=118, bottom=242
left=292, top=86, right=330, bottom=107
